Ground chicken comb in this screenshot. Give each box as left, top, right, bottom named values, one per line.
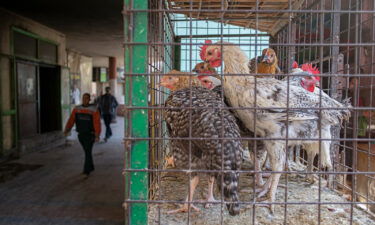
left=292, top=61, right=299, bottom=69
left=301, top=63, right=320, bottom=80
left=199, top=40, right=212, bottom=61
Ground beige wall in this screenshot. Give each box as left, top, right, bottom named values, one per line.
left=80, top=55, right=93, bottom=96
left=67, top=50, right=93, bottom=104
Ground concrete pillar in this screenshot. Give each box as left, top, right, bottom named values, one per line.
left=108, top=57, right=118, bottom=121
left=108, top=57, right=117, bottom=97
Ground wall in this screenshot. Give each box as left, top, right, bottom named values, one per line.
left=67, top=50, right=93, bottom=105
left=0, top=8, right=66, bottom=157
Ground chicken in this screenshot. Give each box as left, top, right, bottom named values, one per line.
left=285, top=63, right=351, bottom=182
left=160, top=70, right=244, bottom=216
left=193, top=62, right=217, bottom=75
left=161, top=71, right=222, bottom=168
left=193, top=62, right=269, bottom=189
left=200, top=41, right=351, bottom=213
left=200, top=41, right=280, bottom=77
left=282, top=62, right=321, bottom=93
left=283, top=62, right=322, bottom=174
left=248, top=47, right=281, bottom=76
left=161, top=70, right=220, bottom=209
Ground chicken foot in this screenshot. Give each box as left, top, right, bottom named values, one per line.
left=256, top=143, right=286, bottom=213
left=167, top=176, right=201, bottom=214
left=198, top=176, right=219, bottom=208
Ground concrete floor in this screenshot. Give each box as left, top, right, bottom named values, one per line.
left=0, top=119, right=124, bottom=225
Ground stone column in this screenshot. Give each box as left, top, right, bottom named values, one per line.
left=108, top=57, right=117, bottom=96
left=108, top=57, right=117, bottom=121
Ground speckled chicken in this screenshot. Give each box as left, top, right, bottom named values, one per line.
left=160, top=70, right=244, bottom=216
left=200, top=41, right=351, bottom=213
left=282, top=62, right=321, bottom=93
left=193, top=62, right=268, bottom=188
left=161, top=70, right=221, bottom=210
left=284, top=62, right=351, bottom=182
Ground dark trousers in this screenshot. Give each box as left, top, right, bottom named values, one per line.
left=102, top=114, right=113, bottom=139
left=78, top=133, right=95, bottom=174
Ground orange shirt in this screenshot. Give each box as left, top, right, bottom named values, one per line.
left=65, top=104, right=101, bottom=136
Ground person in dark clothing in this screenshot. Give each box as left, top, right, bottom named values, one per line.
left=64, top=93, right=101, bottom=177
left=99, top=87, right=118, bottom=142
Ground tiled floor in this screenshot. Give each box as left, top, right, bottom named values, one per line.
left=0, top=119, right=124, bottom=225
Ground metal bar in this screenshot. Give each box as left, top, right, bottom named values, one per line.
left=122, top=42, right=375, bottom=47
left=122, top=167, right=375, bottom=175
left=11, top=27, right=60, bottom=45
left=121, top=136, right=375, bottom=143
left=124, top=0, right=149, bottom=224
left=122, top=72, right=375, bottom=77
left=1, top=110, right=16, bottom=116
left=350, top=1, right=361, bottom=223
left=122, top=9, right=375, bottom=14
left=177, top=33, right=270, bottom=38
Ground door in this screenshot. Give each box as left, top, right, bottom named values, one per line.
left=17, top=62, right=38, bottom=138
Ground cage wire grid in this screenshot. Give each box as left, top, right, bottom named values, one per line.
left=123, top=0, right=375, bottom=224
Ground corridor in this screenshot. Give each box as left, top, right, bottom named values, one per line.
left=0, top=120, right=124, bottom=225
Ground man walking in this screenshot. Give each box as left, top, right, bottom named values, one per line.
left=99, top=87, right=118, bottom=142
left=64, top=93, right=101, bottom=177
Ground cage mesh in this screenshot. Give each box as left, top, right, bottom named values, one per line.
left=123, top=0, right=375, bottom=224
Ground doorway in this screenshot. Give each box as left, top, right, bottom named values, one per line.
left=16, top=61, right=61, bottom=139
left=39, top=65, right=61, bottom=133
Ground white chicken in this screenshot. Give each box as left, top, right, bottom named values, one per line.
left=200, top=41, right=351, bottom=212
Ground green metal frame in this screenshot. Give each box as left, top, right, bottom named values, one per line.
left=11, top=27, right=59, bottom=65
left=124, top=0, right=149, bottom=224
left=12, top=27, right=59, bottom=45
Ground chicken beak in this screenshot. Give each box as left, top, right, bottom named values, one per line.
left=262, top=55, right=269, bottom=63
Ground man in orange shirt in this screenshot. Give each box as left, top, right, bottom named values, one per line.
left=64, top=93, right=101, bottom=177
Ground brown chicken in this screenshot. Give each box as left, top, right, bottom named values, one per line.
left=248, top=48, right=281, bottom=77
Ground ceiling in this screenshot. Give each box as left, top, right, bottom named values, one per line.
left=0, top=0, right=124, bottom=66
left=167, top=0, right=305, bottom=36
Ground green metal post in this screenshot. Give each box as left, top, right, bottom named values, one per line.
left=174, top=37, right=181, bottom=70
left=124, top=0, right=149, bottom=224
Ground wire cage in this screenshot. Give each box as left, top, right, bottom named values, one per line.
left=123, top=0, right=375, bottom=224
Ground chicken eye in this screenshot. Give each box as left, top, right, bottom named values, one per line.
left=201, top=66, right=204, bottom=69
left=208, top=51, right=212, bottom=55
left=168, top=77, right=172, bottom=80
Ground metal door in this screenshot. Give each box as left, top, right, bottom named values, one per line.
left=17, top=62, right=38, bottom=138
